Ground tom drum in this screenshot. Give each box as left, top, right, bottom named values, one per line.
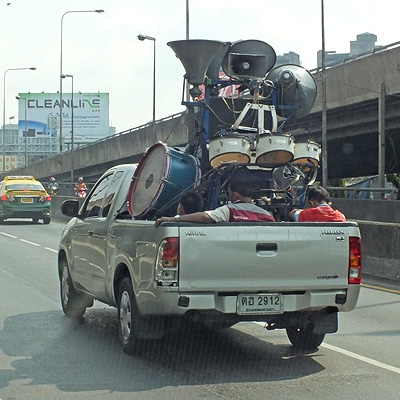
left=293, top=141, right=321, bottom=171
left=208, top=134, right=251, bottom=167
left=255, top=133, right=294, bottom=167
left=127, top=142, right=201, bottom=218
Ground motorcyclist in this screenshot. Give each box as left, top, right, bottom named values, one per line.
left=74, top=177, right=87, bottom=197
left=48, top=177, right=59, bottom=195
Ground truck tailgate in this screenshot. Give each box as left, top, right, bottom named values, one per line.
left=178, top=222, right=360, bottom=292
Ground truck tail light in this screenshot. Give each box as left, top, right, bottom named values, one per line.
left=155, top=237, right=179, bottom=287
left=349, top=237, right=362, bottom=284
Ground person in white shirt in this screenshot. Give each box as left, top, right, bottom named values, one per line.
left=155, top=179, right=275, bottom=226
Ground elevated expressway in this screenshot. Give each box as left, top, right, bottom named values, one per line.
left=4, top=42, right=400, bottom=185
left=288, top=42, right=400, bottom=179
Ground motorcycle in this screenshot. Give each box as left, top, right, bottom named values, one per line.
left=48, top=184, right=59, bottom=196
left=75, top=188, right=87, bottom=198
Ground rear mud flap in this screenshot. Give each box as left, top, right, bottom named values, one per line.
left=311, top=310, right=338, bottom=334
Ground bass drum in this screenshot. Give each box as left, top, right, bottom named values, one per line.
left=293, top=141, right=321, bottom=171
left=128, top=142, right=201, bottom=218
left=255, top=133, right=294, bottom=167
left=208, top=134, right=251, bottom=167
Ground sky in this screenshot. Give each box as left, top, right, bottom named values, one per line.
left=1, top=0, right=399, bottom=133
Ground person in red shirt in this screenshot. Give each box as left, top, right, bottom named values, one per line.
left=289, top=186, right=346, bottom=222
left=74, top=177, right=87, bottom=197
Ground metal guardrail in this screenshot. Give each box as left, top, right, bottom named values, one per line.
left=309, top=40, right=400, bottom=73
left=62, top=111, right=185, bottom=152
left=327, top=186, right=399, bottom=200
left=10, top=112, right=186, bottom=172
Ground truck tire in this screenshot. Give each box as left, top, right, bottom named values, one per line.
left=286, top=327, right=325, bottom=350
left=118, top=277, right=142, bottom=354
left=43, top=217, right=51, bottom=224
left=60, top=259, right=92, bottom=319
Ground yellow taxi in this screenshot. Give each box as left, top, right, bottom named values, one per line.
left=0, top=175, right=51, bottom=224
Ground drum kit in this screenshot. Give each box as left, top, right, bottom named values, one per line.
left=127, top=136, right=320, bottom=218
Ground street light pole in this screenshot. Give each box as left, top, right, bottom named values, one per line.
left=321, top=0, right=328, bottom=187
left=186, top=0, right=189, bottom=40
left=60, top=9, right=104, bottom=153
left=137, top=34, right=156, bottom=129
left=185, top=0, right=190, bottom=102
left=2, top=67, right=36, bottom=172
left=61, top=74, right=74, bottom=188
left=15, top=96, right=28, bottom=167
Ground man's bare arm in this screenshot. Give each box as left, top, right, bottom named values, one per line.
left=155, top=211, right=214, bottom=227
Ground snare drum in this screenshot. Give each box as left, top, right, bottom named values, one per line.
left=127, top=142, right=201, bottom=218
left=255, top=133, right=294, bottom=166
left=293, top=141, right=320, bottom=171
left=208, top=134, right=251, bottom=167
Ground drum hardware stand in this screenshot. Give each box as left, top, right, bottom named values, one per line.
left=231, top=103, right=278, bottom=132
left=230, top=103, right=278, bottom=153
left=286, top=161, right=319, bottom=209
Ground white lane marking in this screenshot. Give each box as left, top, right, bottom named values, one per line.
left=1, top=231, right=57, bottom=252
left=1, top=269, right=16, bottom=278
left=321, top=343, right=400, bottom=375
left=253, top=322, right=400, bottom=375
left=19, top=239, right=41, bottom=247
left=0, top=232, right=18, bottom=239
left=44, top=247, right=58, bottom=253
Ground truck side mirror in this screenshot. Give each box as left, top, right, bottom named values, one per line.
left=61, top=199, right=80, bottom=218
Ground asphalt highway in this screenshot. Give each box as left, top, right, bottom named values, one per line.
left=0, top=220, right=399, bottom=400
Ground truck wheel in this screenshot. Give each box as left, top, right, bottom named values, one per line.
left=43, top=217, right=51, bottom=224
left=286, top=327, right=325, bottom=350
left=60, top=259, right=92, bottom=319
left=118, top=277, right=143, bottom=354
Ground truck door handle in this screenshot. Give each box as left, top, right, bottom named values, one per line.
left=256, top=243, right=278, bottom=256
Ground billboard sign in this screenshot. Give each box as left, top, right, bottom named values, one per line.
left=0, top=155, right=18, bottom=172
left=16, top=92, right=109, bottom=143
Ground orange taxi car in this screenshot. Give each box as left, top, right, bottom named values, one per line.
left=0, top=175, right=51, bottom=224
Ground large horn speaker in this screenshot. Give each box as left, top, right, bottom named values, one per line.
left=222, top=40, right=276, bottom=80
left=266, top=64, right=317, bottom=119
left=167, top=39, right=227, bottom=85
left=206, top=41, right=231, bottom=81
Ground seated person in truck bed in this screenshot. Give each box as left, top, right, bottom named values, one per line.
left=155, top=179, right=275, bottom=226
left=289, top=186, right=346, bottom=222
left=176, top=191, right=203, bottom=215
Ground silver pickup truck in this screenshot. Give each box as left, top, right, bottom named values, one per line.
left=58, top=163, right=362, bottom=354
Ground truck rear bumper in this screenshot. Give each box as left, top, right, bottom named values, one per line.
left=137, top=285, right=360, bottom=316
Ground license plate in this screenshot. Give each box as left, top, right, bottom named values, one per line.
left=237, top=293, right=283, bottom=315
left=21, top=198, right=33, bottom=203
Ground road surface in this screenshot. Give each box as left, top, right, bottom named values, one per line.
left=0, top=220, right=399, bottom=399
